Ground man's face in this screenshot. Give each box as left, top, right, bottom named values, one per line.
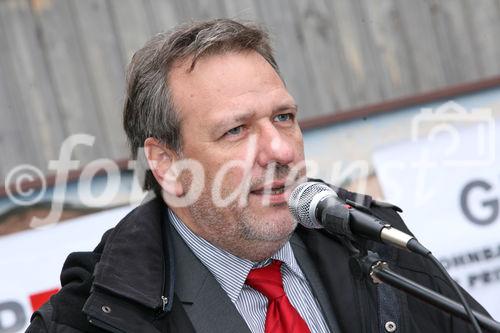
left=168, top=51, right=306, bottom=254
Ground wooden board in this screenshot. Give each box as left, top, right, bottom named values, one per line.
left=30, top=0, right=109, bottom=162
left=69, top=0, right=128, bottom=159
left=0, top=0, right=55, bottom=173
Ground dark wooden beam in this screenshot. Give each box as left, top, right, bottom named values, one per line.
left=299, top=75, right=500, bottom=131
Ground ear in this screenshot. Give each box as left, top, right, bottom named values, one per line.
left=144, top=138, right=184, bottom=197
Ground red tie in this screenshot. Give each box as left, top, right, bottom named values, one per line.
left=245, top=260, right=311, bottom=333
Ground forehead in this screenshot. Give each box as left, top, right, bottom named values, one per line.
left=168, top=51, right=292, bottom=120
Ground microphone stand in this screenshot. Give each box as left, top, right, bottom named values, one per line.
left=352, top=251, right=500, bottom=332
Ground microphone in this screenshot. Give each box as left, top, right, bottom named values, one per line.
left=288, top=182, right=430, bottom=256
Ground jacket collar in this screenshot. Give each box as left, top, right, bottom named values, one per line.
left=91, top=196, right=172, bottom=310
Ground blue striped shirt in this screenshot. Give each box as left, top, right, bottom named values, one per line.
left=168, top=209, right=331, bottom=333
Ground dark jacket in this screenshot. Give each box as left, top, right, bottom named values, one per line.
left=27, top=186, right=491, bottom=333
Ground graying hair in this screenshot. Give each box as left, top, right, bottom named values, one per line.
left=123, top=19, right=280, bottom=194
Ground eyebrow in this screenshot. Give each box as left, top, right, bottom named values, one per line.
left=272, top=103, right=298, bottom=114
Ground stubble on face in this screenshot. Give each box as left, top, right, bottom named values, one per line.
left=179, top=163, right=302, bottom=260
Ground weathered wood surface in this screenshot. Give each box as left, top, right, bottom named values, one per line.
left=1, top=0, right=500, bottom=181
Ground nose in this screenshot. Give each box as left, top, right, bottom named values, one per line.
left=255, top=122, right=295, bottom=168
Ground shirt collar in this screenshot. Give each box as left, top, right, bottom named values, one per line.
left=168, top=209, right=305, bottom=303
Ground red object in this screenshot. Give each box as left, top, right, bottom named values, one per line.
left=29, top=288, right=60, bottom=311
left=246, top=260, right=311, bottom=333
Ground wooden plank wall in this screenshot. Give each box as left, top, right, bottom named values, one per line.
left=1, top=0, right=500, bottom=181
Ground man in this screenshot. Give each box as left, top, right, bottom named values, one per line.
left=28, top=19, right=490, bottom=332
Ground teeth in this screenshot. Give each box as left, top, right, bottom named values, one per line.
left=253, top=186, right=285, bottom=195
left=270, top=187, right=284, bottom=194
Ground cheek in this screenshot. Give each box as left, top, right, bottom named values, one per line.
left=212, top=164, right=248, bottom=186
left=202, top=158, right=250, bottom=198
left=189, top=141, right=263, bottom=191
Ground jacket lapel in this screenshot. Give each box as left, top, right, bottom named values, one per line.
left=290, top=234, right=342, bottom=333
left=297, top=226, right=374, bottom=333
left=171, top=226, right=252, bottom=333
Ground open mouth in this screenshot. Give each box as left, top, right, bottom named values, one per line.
left=251, top=186, right=285, bottom=195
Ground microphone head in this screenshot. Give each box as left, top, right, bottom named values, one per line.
left=288, top=181, right=336, bottom=229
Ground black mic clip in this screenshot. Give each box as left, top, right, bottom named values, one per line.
left=349, top=250, right=384, bottom=281
left=319, top=195, right=355, bottom=241
left=345, top=199, right=372, bottom=214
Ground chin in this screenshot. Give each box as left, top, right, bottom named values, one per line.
left=242, top=214, right=297, bottom=243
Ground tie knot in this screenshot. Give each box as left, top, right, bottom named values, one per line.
left=245, top=260, right=285, bottom=300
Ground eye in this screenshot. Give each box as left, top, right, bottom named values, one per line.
left=225, top=125, right=244, bottom=136
left=273, top=113, right=294, bottom=122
